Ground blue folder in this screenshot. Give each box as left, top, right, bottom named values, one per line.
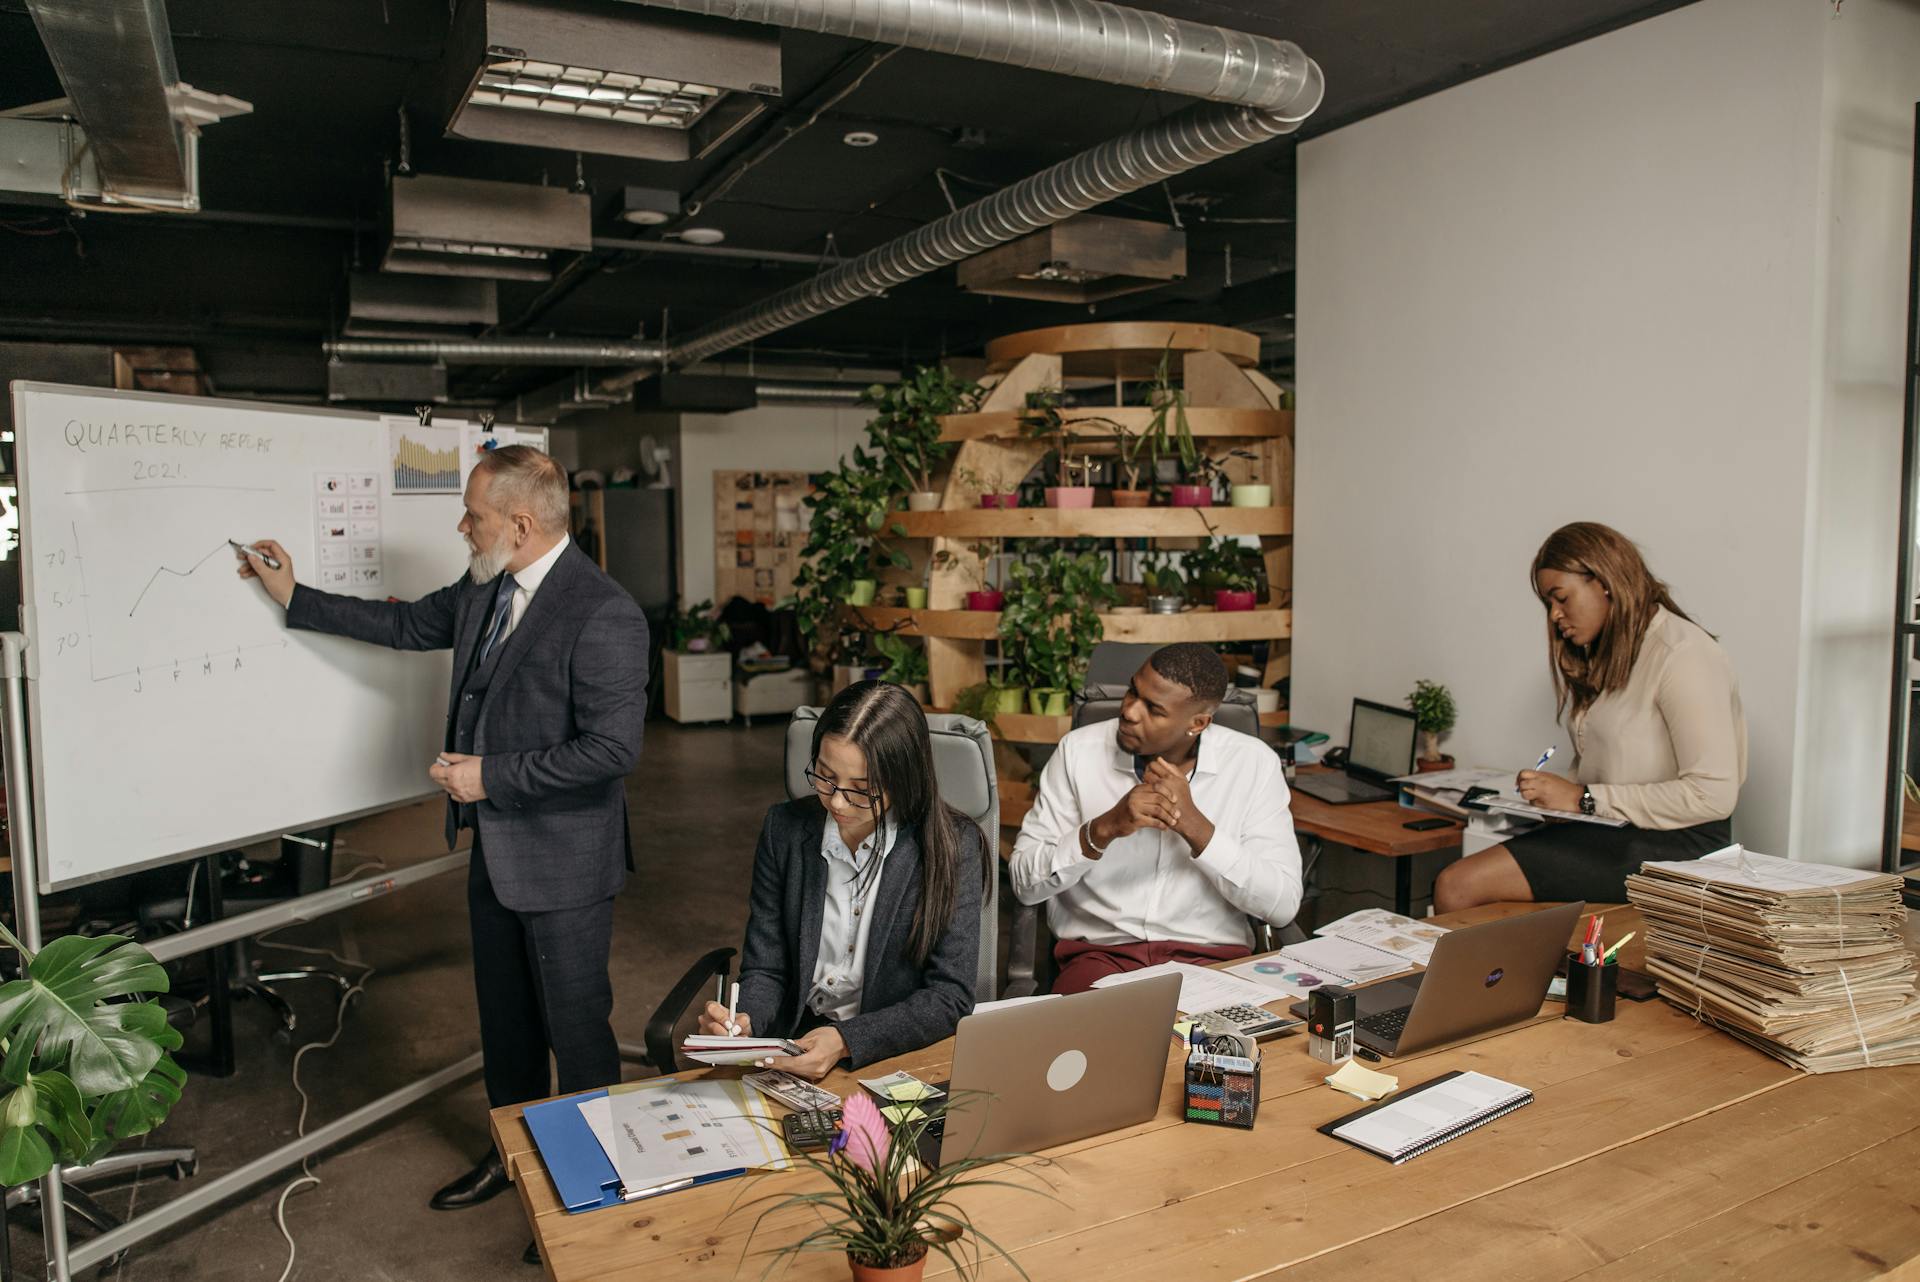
left=522, top=1090, right=747, bottom=1214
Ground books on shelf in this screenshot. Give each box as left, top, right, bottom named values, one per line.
left=1625, top=845, right=1920, bottom=1073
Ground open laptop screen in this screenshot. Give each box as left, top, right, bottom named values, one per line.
left=1348, top=700, right=1418, bottom=781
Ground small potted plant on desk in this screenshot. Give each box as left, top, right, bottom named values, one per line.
left=1408, top=679, right=1458, bottom=771
left=1001, top=549, right=1118, bottom=716
left=736, top=1093, right=1049, bottom=1282
left=669, top=599, right=731, bottom=653
left=872, top=633, right=931, bottom=704
left=864, top=367, right=978, bottom=512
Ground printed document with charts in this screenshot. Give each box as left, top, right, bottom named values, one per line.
left=578, top=1077, right=788, bottom=1197
left=1626, top=845, right=1920, bottom=1072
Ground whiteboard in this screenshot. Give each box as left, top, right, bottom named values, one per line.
left=13, top=383, right=541, bottom=890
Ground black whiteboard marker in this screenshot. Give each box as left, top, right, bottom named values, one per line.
left=227, top=539, right=283, bottom=570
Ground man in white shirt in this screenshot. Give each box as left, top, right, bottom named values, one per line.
left=1009, top=644, right=1302, bottom=994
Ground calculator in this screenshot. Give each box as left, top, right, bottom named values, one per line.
left=1196, top=1004, right=1302, bottom=1039
left=781, top=1107, right=842, bottom=1153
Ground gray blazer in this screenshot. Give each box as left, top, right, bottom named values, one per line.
left=285, top=542, right=649, bottom=912
left=738, top=798, right=983, bottom=1068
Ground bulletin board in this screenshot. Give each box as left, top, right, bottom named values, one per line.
left=713, top=470, right=812, bottom=607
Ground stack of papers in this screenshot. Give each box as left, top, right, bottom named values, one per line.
left=1315, top=908, right=1452, bottom=966
left=1089, top=961, right=1281, bottom=1014
left=1625, top=845, right=1920, bottom=1073
left=679, top=1034, right=802, bottom=1067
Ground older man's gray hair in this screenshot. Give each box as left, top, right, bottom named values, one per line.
left=476, top=445, right=570, bottom=533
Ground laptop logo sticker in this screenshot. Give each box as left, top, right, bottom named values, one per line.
left=1046, top=1049, right=1088, bottom=1092
left=1484, top=968, right=1504, bottom=988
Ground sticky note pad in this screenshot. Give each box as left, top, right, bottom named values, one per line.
left=1325, top=1061, right=1399, bottom=1102
left=880, top=1103, right=924, bottom=1125
left=887, top=1083, right=937, bottom=1102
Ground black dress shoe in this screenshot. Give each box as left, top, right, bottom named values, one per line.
left=429, top=1152, right=511, bottom=1210
left=523, top=1240, right=540, bottom=1266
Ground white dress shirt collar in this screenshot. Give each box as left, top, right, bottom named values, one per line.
left=510, top=533, right=569, bottom=597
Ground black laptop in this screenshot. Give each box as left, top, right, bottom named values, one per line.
left=1292, top=698, right=1418, bottom=805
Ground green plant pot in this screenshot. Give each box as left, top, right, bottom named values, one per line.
left=992, top=686, right=1027, bottom=716
left=1230, top=484, right=1272, bottom=508
left=845, top=579, right=878, bottom=606
left=1027, top=688, right=1069, bottom=717
left=904, top=586, right=928, bottom=609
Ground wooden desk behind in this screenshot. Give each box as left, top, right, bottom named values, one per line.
left=492, top=905, right=1920, bottom=1281
left=1289, top=766, right=1464, bottom=914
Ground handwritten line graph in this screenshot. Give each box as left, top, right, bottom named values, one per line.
left=126, top=542, right=231, bottom=616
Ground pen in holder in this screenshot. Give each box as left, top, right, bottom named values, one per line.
left=1566, top=955, right=1617, bottom=1024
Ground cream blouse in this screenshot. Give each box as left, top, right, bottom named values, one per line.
left=1572, top=607, right=1747, bottom=831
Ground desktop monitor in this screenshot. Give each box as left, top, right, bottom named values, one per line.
left=1347, top=698, right=1419, bottom=782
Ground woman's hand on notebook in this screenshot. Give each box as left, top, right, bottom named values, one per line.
left=697, top=1002, right=752, bottom=1038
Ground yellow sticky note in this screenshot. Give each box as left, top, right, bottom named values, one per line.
left=888, top=1083, right=937, bottom=1102
left=1172, top=1019, right=1196, bottom=1044
left=881, top=1103, right=924, bottom=1125
left=1325, top=1060, right=1399, bottom=1102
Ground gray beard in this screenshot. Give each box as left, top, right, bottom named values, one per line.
left=467, top=537, right=512, bottom=584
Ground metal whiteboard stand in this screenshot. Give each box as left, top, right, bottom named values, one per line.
left=0, top=633, right=493, bottom=1279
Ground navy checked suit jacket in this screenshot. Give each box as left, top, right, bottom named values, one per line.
left=285, top=541, right=649, bottom=912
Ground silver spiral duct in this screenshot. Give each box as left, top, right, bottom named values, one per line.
left=626, top=0, right=1320, bottom=112
left=653, top=97, right=1317, bottom=374
left=325, top=338, right=667, bottom=366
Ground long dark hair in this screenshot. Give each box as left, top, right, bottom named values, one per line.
left=810, top=681, right=985, bottom=965
left=1531, top=522, right=1702, bottom=719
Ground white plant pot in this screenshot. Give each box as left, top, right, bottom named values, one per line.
left=907, top=491, right=942, bottom=512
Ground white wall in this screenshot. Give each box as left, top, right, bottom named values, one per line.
left=677, top=404, right=872, bottom=606
left=1791, top=0, right=1920, bottom=861
left=1294, top=0, right=1884, bottom=857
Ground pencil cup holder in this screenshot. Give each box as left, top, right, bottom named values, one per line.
left=1184, top=1055, right=1260, bottom=1129
left=1566, top=957, right=1617, bottom=1024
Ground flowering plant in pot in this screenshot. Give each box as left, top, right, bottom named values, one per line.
left=668, top=600, right=731, bottom=653
left=1407, top=678, right=1458, bottom=770
left=736, top=1092, right=1048, bottom=1282
left=1000, top=550, right=1118, bottom=716
left=863, top=366, right=979, bottom=512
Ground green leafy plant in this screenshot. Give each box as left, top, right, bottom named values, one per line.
left=955, top=463, right=1023, bottom=499
left=872, top=633, right=929, bottom=689
left=789, top=455, right=909, bottom=652
left=733, top=1091, right=1050, bottom=1279
left=1141, top=561, right=1186, bottom=600
left=0, top=924, right=185, bottom=1186
left=1144, top=342, right=1198, bottom=482
left=668, top=600, right=731, bottom=651
left=931, top=538, right=1001, bottom=593
left=1018, top=392, right=1118, bottom=489
left=863, top=366, right=980, bottom=495
left=999, top=550, right=1120, bottom=693
left=1407, top=678, right=1458, bottom=761
left=1180, top=537, right=1262, bottom=601
left=1182, top=446, right=1257, bottom=488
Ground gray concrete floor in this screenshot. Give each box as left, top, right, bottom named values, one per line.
left=18, top=718, right=786, bottom=1282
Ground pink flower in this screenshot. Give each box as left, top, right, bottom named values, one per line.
left=835, top=1093, right=891, bottom=1174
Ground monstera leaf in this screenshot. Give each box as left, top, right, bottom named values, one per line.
left=0, top=928, right=182, bottom=1186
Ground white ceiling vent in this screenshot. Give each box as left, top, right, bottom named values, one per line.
left=382, top=174, right=593, bottom=281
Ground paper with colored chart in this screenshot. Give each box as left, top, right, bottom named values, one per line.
left=603, top=1076, right=784, bottom=1193
left=1315, top=909, right=1452, bottom=966
left=1229, top=937, right=1417, bottom=998
left=1088, top=961, right=1282, bottom=1015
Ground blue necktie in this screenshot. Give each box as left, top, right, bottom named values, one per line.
left=478, top=574, right=518, bottom=664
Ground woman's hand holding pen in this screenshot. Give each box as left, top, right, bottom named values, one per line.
left=1515, top=771, right=1582, bottom=812
left=696, top=1002, right=751, bottom=1038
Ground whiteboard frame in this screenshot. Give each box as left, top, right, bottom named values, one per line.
left=13, top=382, right=458, bottom=893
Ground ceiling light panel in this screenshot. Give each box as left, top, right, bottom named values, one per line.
left=438, top=0, right=779, bottom=162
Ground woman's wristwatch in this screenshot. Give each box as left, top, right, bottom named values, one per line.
left=1579, top=787, right=1596, bottom=816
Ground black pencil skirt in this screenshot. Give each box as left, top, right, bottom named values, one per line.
left=1506, top=817, right=1733, bottom=903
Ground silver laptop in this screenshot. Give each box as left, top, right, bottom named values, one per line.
left=930, top=974, right=1180, bottom=1165
left=1293, top=698, right=1418, bottom=805
left=1288, top=902, right=1584, bottom=1056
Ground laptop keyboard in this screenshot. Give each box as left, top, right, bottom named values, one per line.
left=1358, top=1006, right=1412, bottom=1044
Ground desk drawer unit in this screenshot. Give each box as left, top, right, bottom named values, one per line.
left=664, top=650, right=733, bottom=724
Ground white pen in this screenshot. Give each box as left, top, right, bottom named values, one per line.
left=727, top=980, right=740, bottom=1037
left=1532, top=746, right=1557, bottom=771
left=435, top=756, right=453, bottom=768
left=228, top=539, right=283, bottom=571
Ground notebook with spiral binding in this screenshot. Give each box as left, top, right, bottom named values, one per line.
left=1318, top=1069, right=1533, bottom=1164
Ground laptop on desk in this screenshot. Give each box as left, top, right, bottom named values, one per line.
left=1292, top=698, right=1418, bottom=805
left=1288, top=902, right=1584, bottom=1056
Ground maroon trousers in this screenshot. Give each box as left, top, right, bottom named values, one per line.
left=1051, top=939, right=1252, bottom=996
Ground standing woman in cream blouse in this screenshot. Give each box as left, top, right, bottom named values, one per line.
left=1433, top=523, right=1747, bottom=912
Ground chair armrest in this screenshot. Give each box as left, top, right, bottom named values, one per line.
left=642, top=947, right=736, bottom=1072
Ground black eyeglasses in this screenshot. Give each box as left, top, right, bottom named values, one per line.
left=804, top=765, right=876, bottom=810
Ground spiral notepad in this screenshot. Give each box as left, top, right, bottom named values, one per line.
left=1319, top=1070, right=1533, bottom=1164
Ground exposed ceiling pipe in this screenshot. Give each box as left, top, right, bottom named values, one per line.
left=590, top=236, right=840, bottom=266
left=325, top=338, right=667, bottom=366
left=755, top=381, right=865, bottom=404
left=622, top=0, right=1318, bottom=111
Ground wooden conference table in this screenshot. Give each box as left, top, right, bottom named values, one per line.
left=1288, top=765, right=1465, bottom=916
left=491, top=904, right=1920, bottom=1281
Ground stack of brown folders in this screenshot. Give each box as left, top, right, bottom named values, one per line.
left=1625, top=845, right=1920, bottom=1073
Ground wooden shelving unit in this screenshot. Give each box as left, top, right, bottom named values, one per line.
left=887, top=507, right=1292, bottom=539
left=853, top=605, right=1292, bottom=644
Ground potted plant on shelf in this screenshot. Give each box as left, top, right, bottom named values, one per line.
left=736, top=1092, right=1048, bottom=1282
left=668, top=599, right=731, bottom=653
left=872, top=633, right=930, bottom=704
left=790, top=455, right=908, bottom=653
left=1142, top=562, right=1186, bottom=615
left=863, top=366, right=979, bottom=512
left=1181, top=536, right=1265, bottom=607
left=1213, top=560, right=1258, bottom=612
left=1000, top=549, right=1118, bottom=716
left=1407, top=679, right=1458, bottom=771
left=956, top=463, right=1021, bottom=510
left=1175, top=448, right=1258, bottom=509
left=1019, top=391, right=1104, bottom=509
left=933, top=539, right=1004, bottom=611
left=1111, top=420, right=1157, bottom=508
left=0, top=923, right=187, bottom=1190
left=1144, top=341, right=1199, bottom=503
left=953, top=678, right=1024, bottom=725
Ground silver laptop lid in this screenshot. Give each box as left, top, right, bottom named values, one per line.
left=1392, top=901, right=1585, bottom=1054
left=939, top=974, right=1180, bottom=1164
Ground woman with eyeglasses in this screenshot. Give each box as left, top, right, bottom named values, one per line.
left=695, top=680, right=988, bottom=1079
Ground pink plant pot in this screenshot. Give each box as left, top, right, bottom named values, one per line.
left=964, top=590, right=1004, bottom=612
left=1170, top=484, right=1214, bottom=508
left=979, top=493, right=1019, bottom=509
left=1214, top=589, right=1256, bottom=612
left=1045, top=486, right=1096, bottom=509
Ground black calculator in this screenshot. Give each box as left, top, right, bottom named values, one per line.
left=781, top=1107, right=842, bottom=1153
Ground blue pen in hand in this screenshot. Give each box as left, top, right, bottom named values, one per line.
left=1531, top=746, right=1557, bottom=772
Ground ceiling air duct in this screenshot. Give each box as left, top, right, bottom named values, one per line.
left=439, top=0, right=779, bottom=162
left=382, top=174, right=593, bottom=281
left=342, top=274, right=499, bottom=338
left=956, top=214, right=1185, bottom=304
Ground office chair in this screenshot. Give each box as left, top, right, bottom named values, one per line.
left=1001, top=650, right=1311, bottom=997
left=638, top=705, right=1001, bottom=1075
